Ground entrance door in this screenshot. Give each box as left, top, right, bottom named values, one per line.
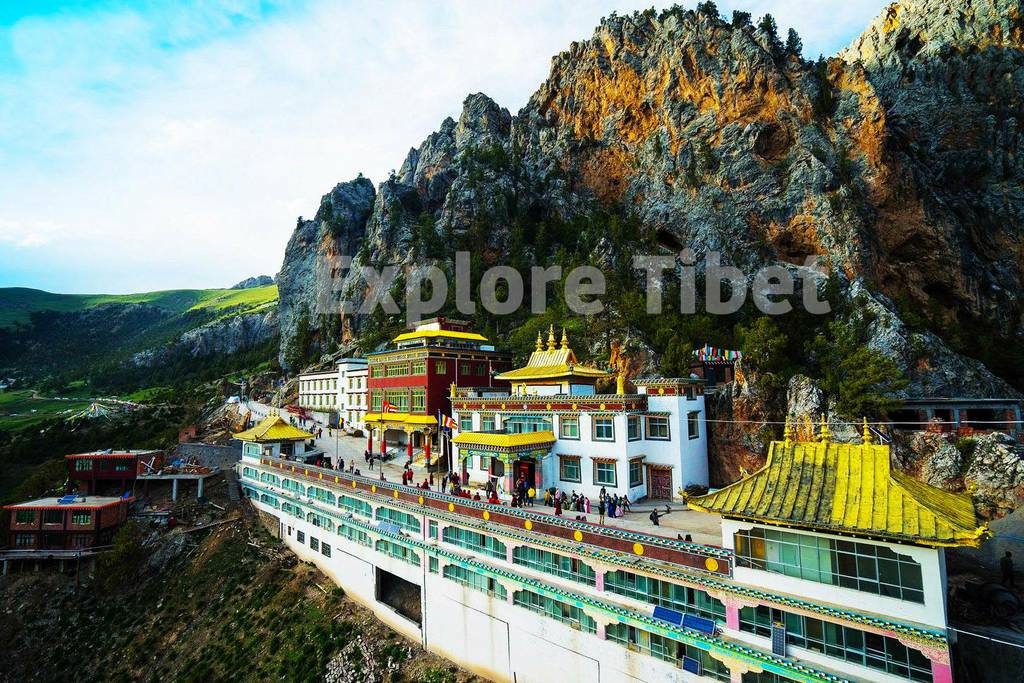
left=512, top=459, right=535, bottom=490
left=648, top=467, right=672, bottom=499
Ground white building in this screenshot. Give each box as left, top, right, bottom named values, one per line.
left=337, top=358, right=369, bottom=433
left=297, top=368, right=339, bottom=423
left=450, top=328, right=708, bottom=501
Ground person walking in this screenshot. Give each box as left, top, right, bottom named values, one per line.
left=649, top=504, right=672, bottom=526
left=554, top=494, right=563, bottom=517
left=1002, top=551, right=1016, bottom=587
left=598, top=497, right=606, bottom=525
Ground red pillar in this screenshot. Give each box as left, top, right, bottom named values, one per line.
left=381, top=428, right=387, bottom=456
left=424, top=434, right=431, bottom=465
left=407, top=434, right=413, bottom=459
left=367, top=430, right=373, bottom=454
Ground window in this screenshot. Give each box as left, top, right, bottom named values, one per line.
left=627, top=416, right=641, bottom=441
left=629, top=460, right=643, bottom=488
left=687, top=411, right=700, bottom=439
left=460, top=362, right=471, bottom=375
left=442, top=526, right=507, bottom=559
left=411, top=389, right=426, bottom=413
left=513, top=546, right=596, bottom=585
left=604, top=570, right=725, bottom=622
left=429, top=520, right=438, bottom=539
left=310, top=537, right=320, bottom=551
left=429, top=556, right=439, bottom=573
left=647, top=416, right=670, bottom=440
left=376, top=539, right=421, bottom=566
left=375, top=506, right=421, bottom=534
left=435, top=360, right=447, bottom=374
left=480, top=414, right=496, bottom=432
left=411, top=360, right=426, bottom=375
left=734, top=527, right=925, bottom=603
left=282, top=479, right=306, bottom=496
left=513, top=589, right=596, bottom=633
left=15, top=510, right=35, bottom=524
left=385, top=389, right=409, bottom=412
left=593, top=416, right=614, bottom=441
left=594, top=461, right=617, bottom=486
left=242, top=466, right=258, bottom=479
left=306, top=511, right=335, bottom=532
left=297, top=530, right=305, bottom=543
left=75, top=459, right=92, bottom=471
left=385, top=364, right=408, bottom=377
left=605, top=624, right=729, bottom=681
left=15, top=534, right=34, bottom=548
left=560, top=456, right=581, bottom=483
left=371, top=392, right=382, bottom=411
left=444, top=564, right=507, bottom=598
left=43, top=510, right=63, bottom=525
left=505, top=414, right=552, bottom=434
left=478, top=454, right=490, bottom=470
left=71, top=511, right=92, bottom=525
left=282, top=502, right=303, bottom=518
left=260, top=472, right=282, bottom=487
left=338, top=495, right=372, bottom=517
left=459, top=415, right=473, bottom=432
left=259, top=493, right=280, bottom=509
left=560, top=416, right=579, bottom=439
left=321, top=542, right=332, bottom=558
left=739, top=605, right=932, bottom=681
left=309, top=486, right=337, bottom=505
left=337, top=521, right=371, bottom=546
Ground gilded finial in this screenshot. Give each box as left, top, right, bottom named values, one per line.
left=862, top=417, right=873, bottom=445
left=819, top=414, right=831, bottom=444
left=561, top=327, right=569, bottom=349
left=535, top=331, right=543, bottom=351
left=547, top=324, right=556, bottom=350
left=783, top=417, right=793, bottom=446
left=616, top=372, right=625, bottom=396
left=449, top=382, right=456, bottom=399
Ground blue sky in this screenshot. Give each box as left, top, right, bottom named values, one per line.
left=0, top=0, right=885, bottom=294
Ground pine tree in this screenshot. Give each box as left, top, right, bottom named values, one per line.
left=696, top=2, right=719, bottom=19
left=758, top=14, right=782, bottom=54
left=786, top=28, right=804, bottom=57
left=731, top=10, right=751, bottom=28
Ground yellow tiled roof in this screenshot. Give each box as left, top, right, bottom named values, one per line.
left=233, top=415, right=313, bottom=442
left=495, top=341, right=609, bottom=382
left=392, top=330, right=488, bottom=343
left=452, top=430, right=556, bottom=450
left=688, top=440, right=988, bottom=547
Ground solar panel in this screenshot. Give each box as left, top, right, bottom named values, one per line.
left=377, top=521, right=402, bottom=535
left=57, top=495, right=78, bottom=505
left=682, top=656, right=702, bottom=675
left=652, top=606, right=684, bottom=626
left=682, top=614, right=716, bottom=635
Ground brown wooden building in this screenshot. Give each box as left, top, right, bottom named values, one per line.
left=5, top=495, right=133, bottom=550
left=66, top=449, right=162, bottom=494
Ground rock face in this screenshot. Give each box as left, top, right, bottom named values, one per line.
left=230, top=275, right=274, bottom=289
left=277, top=0, right=1024, bottom=399
left=131, top=308, right=279, bottom=368
left=276, top=177, right=375, bottom=366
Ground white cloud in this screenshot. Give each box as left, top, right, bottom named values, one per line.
left=0, top=0, right=886, bottom=293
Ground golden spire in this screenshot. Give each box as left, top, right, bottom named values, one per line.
left=560, top=327, right=569, bottom=349
left=819, top=415, right=831, bottom=444
left=616, top=372, right=625, bottom=396
left=535, top=331, right=544, bottom=351
left=783, top=417, right=793, bottom=446
left=862, top=417, right=873, bottom=445
left=547, top=324, right=556, bottom=351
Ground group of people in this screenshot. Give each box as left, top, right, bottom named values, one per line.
left=542, top=487, right=632, bottom=525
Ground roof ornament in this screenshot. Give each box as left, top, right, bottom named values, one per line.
left=560, top=327, right=569, bottom=349
left=783, top=417, right=793, bottom=446
left=819, top=415, right=831, bottom=444
left=535, top=331, right=544, bottom=351
left=862, top=417, right=873, bottom=445
left=547, top=325, right=557, bottom=351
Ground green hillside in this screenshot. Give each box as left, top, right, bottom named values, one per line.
left=0, top=284, right=278, bottom=328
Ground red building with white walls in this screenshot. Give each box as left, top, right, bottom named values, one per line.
left=364, top=318, right=511, bottom=463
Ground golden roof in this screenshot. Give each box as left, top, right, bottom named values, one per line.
left=392, top=329, right=488, bottom=343
left=495, top=326, right=610, bottom=382
left=688, top=437, right=988, bottom=548
left=234, top=414, right=313, bottom=442
left=452, top=430, right=556, bottom=450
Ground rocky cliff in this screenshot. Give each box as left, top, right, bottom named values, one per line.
left=276, top=0, right=1023, bottom=403
left=130, top=307, right=279, bottom=368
